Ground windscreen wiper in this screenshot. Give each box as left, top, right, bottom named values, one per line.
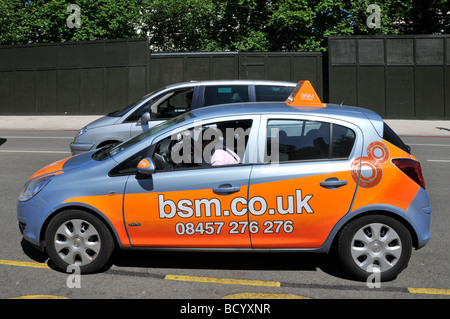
left=92, top=142, right=120, bottom=161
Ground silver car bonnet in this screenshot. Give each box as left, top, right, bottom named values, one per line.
left=85, top=115, right=122, bottom=129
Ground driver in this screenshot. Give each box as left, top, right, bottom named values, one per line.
left=200, top=127, right=240, bottom=166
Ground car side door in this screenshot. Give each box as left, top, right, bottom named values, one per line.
left=122, top=115, right=259, bottom=248
left=247, top=115, right=363, bottom=248
left=128, top=87, right=198, bottom=138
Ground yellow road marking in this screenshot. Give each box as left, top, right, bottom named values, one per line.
left=165, top=274, right=280, bottom=287
left=9, top=295, right=68, bottom=299
left=408, top=288, right=450, bottom=296
left=223, top=292, right=310, bottom=299
left=0, top=259, right=50, bottom=269
left=2, top=258, right=450, bottom=297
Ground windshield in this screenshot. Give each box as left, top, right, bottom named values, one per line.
left=106, top=89, right=161, bottom=117
left=104, top=111, right=195, bottom=158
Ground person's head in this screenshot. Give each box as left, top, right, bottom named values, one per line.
left=185, top=92, right=193, bottom=107
left=201, top=127, right=220, bottom=148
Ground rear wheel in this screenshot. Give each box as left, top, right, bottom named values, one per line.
left=336, top=215, right=412, bottom=282
left=45, top=210, right=114, bottom=274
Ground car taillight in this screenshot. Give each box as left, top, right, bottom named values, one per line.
left=392, top=159, right=426, bottom=189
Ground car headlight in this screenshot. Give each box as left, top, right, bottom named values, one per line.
left=76, top=127, right=88, bottom=137
left=19, top=175, right=54, bottom=202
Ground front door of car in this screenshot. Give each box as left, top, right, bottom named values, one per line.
left=248, top=115, right=362, bottom=248
left=129, top=87, right=196, bottom=139
left=123, top=115, right=259, bottom=248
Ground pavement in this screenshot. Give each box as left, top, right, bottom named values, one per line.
left=0, top=115, right=450, bottom=137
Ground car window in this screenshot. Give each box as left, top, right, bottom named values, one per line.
left=255, top=85, right=294, bottom=102
left=101, top=112, right=195, bottom=161
left=107, top=91, right=156, bottom=117
left=151, top=88, right=194, bottom=119
left=383, top=122, right=410, bottom=154
left=265, top=119, right=355, bottom=162
left=203, top=86, right=250, bottom=107
left=109, top=149, right=148, bottom=176
left=332, top=124, right=356, bottom=158
left=152, top=119, right=253, bottom=171
left=124, top=101, right=151, bottom=123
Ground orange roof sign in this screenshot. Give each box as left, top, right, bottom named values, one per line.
left=285, top=80, right=326, bottom=108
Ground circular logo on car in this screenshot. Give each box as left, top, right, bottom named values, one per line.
left=351, top=141, right=390, bottom=188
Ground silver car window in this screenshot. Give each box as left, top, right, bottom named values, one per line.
left=151, top=88, right=194, bottom=119
left=203, top=86, right=250, bottom=106
left=255, top=85, right=294, bottom=102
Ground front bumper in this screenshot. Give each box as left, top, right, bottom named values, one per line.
left=70, top=142, right=94, bottom=155
left=17, top=194, right=51, bottom=249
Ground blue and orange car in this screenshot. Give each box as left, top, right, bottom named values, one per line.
left=17, top=81, right=431, bottom=281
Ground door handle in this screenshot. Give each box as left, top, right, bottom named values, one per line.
left=320, top=177, right=347, bottom=189
left=213, top=184, right=241, bottom=195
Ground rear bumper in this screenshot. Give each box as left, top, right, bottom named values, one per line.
left=407, top=188, right=431, bottom=249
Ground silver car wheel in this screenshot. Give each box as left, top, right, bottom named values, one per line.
left=53, top=219, right=101, bottom=266
left=350, top=222, right=402, bottom=272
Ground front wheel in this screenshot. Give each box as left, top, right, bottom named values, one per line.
left=45, top=210, right=115, bottom=274
left=336, top=215, right=412, bottom=282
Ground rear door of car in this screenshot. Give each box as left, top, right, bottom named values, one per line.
left=247, top=115, right=363, bottom=248
left=128, top=86, right=198, bottom=138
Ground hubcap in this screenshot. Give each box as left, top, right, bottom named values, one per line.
left=371, top=242, right=381, bottom=253
left=350, top=223, right=402, bottom=272
left=53, top=219, right=101, bottom=266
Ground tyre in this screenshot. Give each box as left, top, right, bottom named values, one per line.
left=336, top=215, right=412, bottom=282
left=45, top=210, right=115, bottom=274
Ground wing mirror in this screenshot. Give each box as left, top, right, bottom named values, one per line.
left=137, top=157, right=156, bottom=175
left=138, top=112, right=150, bottom=125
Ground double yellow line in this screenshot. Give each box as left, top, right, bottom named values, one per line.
left=2, top=259, right=450, bottom=296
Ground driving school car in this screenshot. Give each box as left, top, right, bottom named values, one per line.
left=17, top=81, right=431, bottom=281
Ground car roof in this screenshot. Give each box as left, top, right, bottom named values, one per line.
left=186, top=101, right=385, bottom=138
left=163, top=80, right=297, bottom=90
left=190, top=101, right=381, bottom=124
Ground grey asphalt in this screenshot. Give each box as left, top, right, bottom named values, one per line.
left=1, top=115, right=450, bottom=137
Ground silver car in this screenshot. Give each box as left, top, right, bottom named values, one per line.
left=70, top=80, right=296, bottom=154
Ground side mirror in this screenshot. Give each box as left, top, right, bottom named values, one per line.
left=137, top=157, right=156, bottom=175
left=138, top=112, right=150, bottom=125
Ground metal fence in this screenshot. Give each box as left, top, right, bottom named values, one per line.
left=328, top=35, right=450, bottom=119
left=1, top=36, right=449, bottom=119
left=0, top=42, right=323, bottom=115
left=148, top=51, right=324, bottom=98
left=0, top=38, right=149, bottom=115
